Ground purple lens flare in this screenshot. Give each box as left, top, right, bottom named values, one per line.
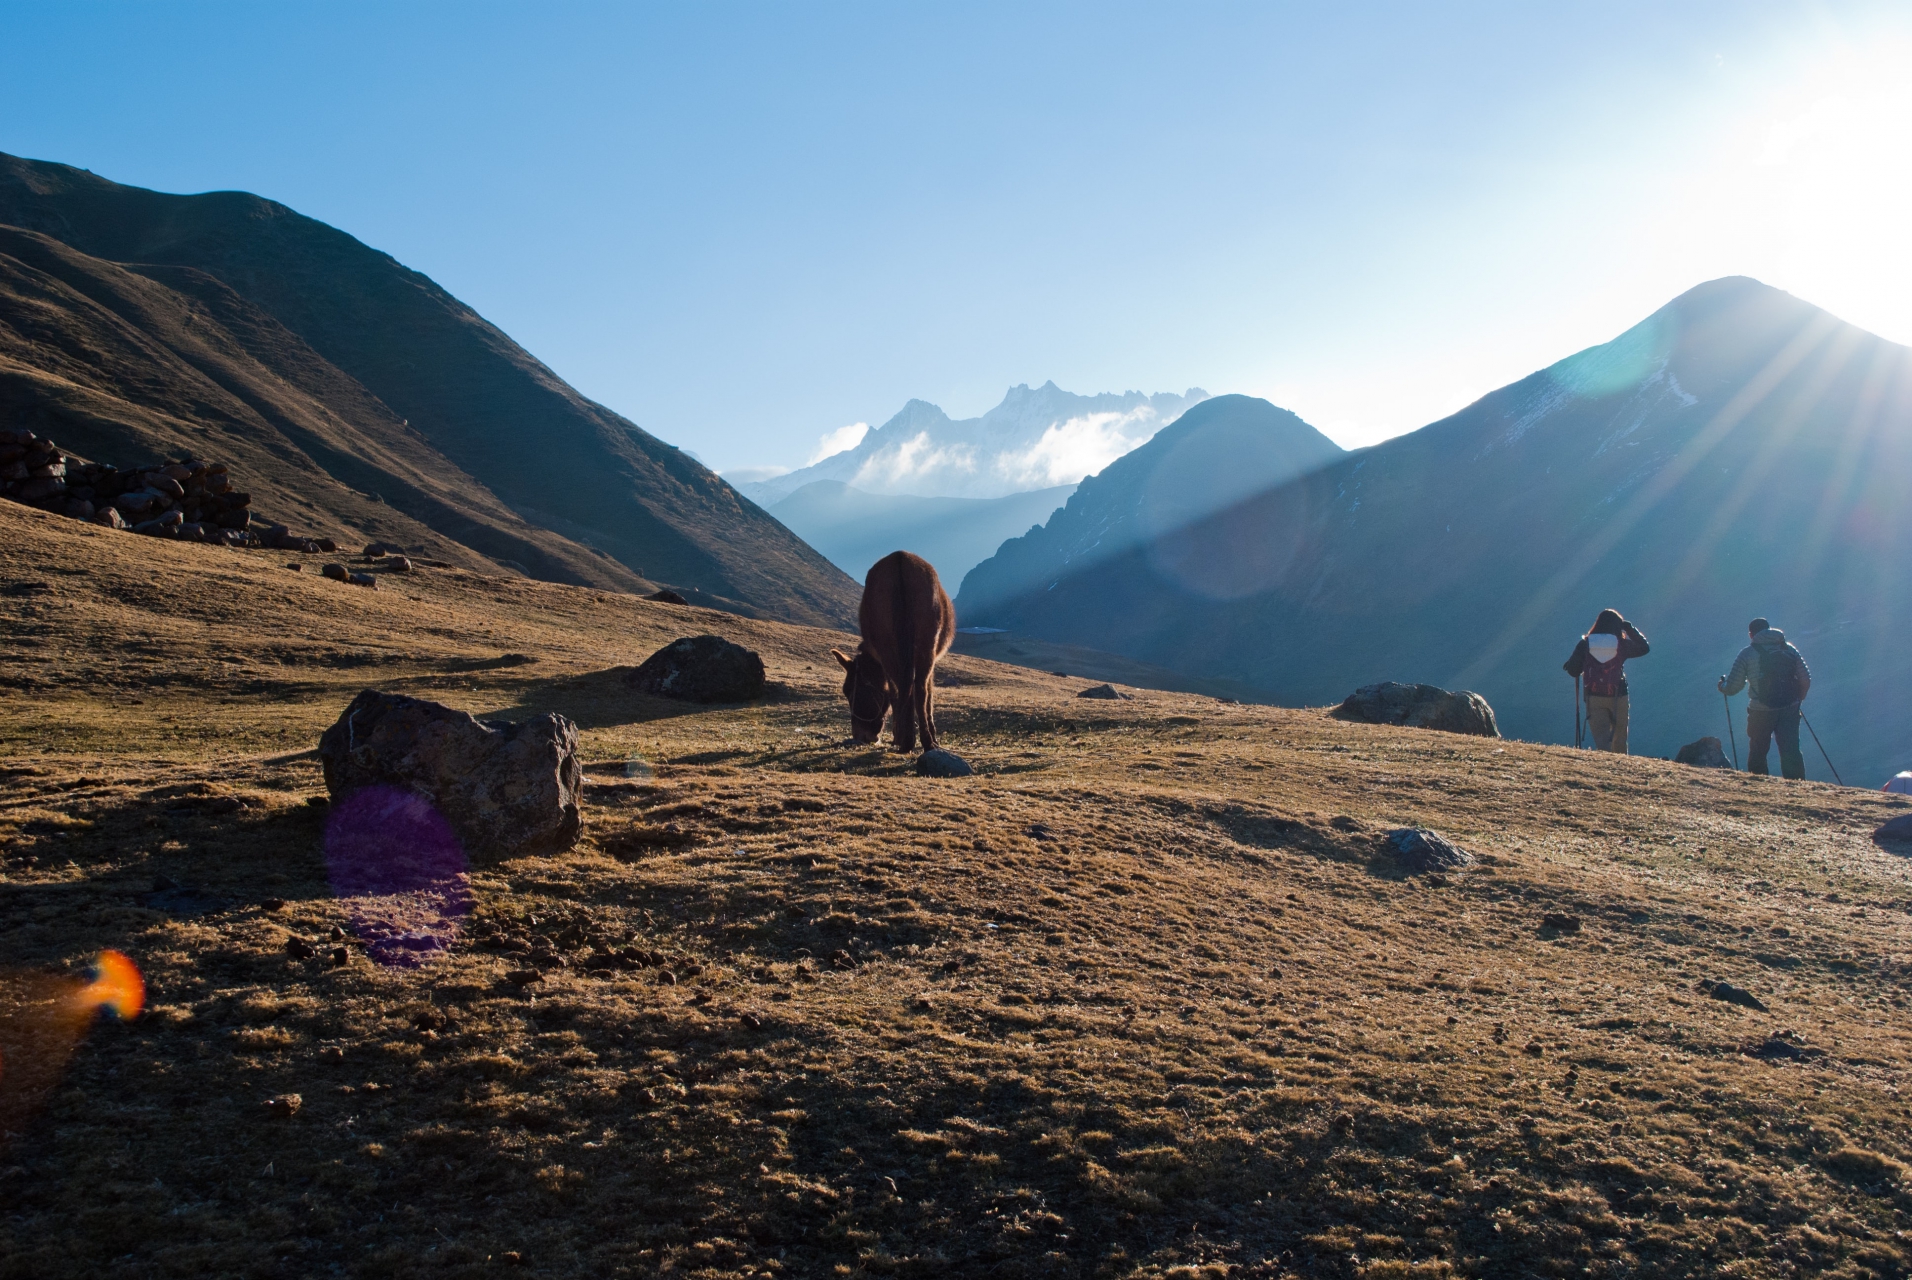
left=323, top=786, right=472, bottom=967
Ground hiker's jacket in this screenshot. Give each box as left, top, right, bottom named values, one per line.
left=1722, top=627, right=1811, bottom=709
left=1563, top=623, right=1650, bottom=697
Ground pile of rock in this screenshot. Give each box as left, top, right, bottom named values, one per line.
left=1332, top=681, right=1500, bottom=738
left=0, top=429, right=334, bottom=550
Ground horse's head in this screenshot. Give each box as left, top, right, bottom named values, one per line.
left=831, top=647, right=891, bottom=743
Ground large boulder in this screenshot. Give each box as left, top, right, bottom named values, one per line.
left=318, top=691, right=582, bottom=861
left=625, top=635, right=765, bottom=702
left=1386, top=827, right=1474, bottom=873
left=1875, top=814, right=1912, bottom=849
left=1675, top=736, right=1732, bottom=768
left=1331, top=682, right=1499, bottom=737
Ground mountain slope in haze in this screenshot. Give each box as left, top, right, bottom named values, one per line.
left=958, top=393, right=1346, bottom=608
left=767, top=480, right=1076, bottom=588
left=743, top=382, right=1208, bottom=504
left=0, top=151, right=857, bottom=626
left=959, top=278, right=1912, bottom=783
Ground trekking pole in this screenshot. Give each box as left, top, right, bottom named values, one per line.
left=1574, top=673, right=1584, bottom=749
left=1720, top=685, right=1739, bottom=769
left=1800, top=712, right=1843, bottom=786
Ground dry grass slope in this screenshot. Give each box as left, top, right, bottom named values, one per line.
left=2, top=500, right=1910, bottom=1279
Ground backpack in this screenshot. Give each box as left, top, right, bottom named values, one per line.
left=1756, top=643, right=1805, bottom=705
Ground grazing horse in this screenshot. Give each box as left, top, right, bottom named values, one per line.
left=831, top=551, right=956, bottom=752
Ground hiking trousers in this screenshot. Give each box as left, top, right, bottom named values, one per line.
left=1747, top=704, right=1804, bottom=780
left=1585, top=694, right=1629, bottom=753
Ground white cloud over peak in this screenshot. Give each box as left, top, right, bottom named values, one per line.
left=988, top=407, right=1167, bottom=490
left=808, top=421, right=870, bottom=465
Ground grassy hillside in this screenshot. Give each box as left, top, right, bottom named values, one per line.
left=2, top=499, right=1910, bottom=1279
left=0, top=151, right=859, bottom=627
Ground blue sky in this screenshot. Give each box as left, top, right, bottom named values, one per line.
left=4, top=2, right=1909, bottom=472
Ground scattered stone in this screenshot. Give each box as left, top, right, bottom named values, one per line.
left=1873, top=814, right=1912, bottom=847
left=346, top=572, right=378, bottom=588
left=140, top=876, right=227, bottom=916
left=329, top=925, right=346, bottom=941
left=329, top=947, right=350, bottom=967
left=1744, top=1030, right=1825, bottom=1062
left=1540, top=912, right=1582, bottom=934
left=285, top=937, right=316, bottom=959
left=1332, top=682, right=1500, bottom=737
left=286, top=562, right=303, bottom=571
left=624, top=635, right=766, bottom=703
left=1076, top=683, right=1130, bottom=700
left=915, top=748, right=974, bottom=778
left=318, top=690, right=584, bottom=862
left=1027, top=822, right=1058, bottom=841
left=1701, top=979, right=1768, bottom=1011
left=362, top=542, right=392, bottom=556
left=1674, top=736, right=1732, bottom=768
left=647, top=589, right=688, bottom=605
left=1385, top=828, right=1474, bottom=873
left=322, top=563, right=349, bottom=581
left=386, top=556, right=413, bottom=572
left=1051, top=671, right=1069, bottom=678
left=740, top=1012, right=763, bottom=1030
left=262, top=1094, right=302, bottom=1119
left=260, top=897, right=286, bottom=912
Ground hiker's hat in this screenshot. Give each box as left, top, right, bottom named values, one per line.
left=1586, top=633, right=1620, bottom=663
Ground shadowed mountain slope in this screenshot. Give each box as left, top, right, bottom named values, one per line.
left=0, top=151, right=858, bottom=625
left=959, top=279, right=1912, bottom=783
left=957, top=393, right=1346, bottom=612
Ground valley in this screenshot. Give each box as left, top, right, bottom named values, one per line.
left=3, top=499, right=1909, bottom=1278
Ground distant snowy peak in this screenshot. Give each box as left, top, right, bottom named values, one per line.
left=744, top=383, right=1209, bottom=502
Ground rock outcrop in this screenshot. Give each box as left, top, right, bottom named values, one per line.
left=0, top=430, right=335, bottom=550
left=1332, top=682, right=1499, bottom=737
left=318, top=691, right=582, bottom=861
left=624, top=635, right=766, bottom=703
left=1675, top=737, right=1733, bottom=768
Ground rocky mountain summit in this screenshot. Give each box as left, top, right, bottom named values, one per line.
left=743, top=382, right=1208, bottom=504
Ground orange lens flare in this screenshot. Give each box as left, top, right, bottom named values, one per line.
left=78, top=950, right=144, bottom=1020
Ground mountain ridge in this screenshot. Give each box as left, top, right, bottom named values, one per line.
left=957, top=276, right=1912, bottom=782
left=743, top=381, right=1209, bottom=504
left=0, top=151, right=859, bottom=626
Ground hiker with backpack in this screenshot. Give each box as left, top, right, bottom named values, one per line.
left=1718, top=618, right=1812, bottom=779
left=1563, top=608, right=1651, bottom=753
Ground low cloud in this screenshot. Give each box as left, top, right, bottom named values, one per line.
left=989, top=408, right=1168, bottom=489
left=809, top=422, right=870, bottom=466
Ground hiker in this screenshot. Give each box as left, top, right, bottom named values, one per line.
left=1563, top=608, right=1651, bottom=753
left=1718, top=618, right=1811, bottom=779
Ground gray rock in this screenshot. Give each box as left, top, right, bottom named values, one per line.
left=322, top=563, right=350, bottom=581
left=1332, top=682, right=1500, bottom=737
left=915, top=748, right=974, bottom=778
left=1675, top=736, right=1732, bottom=768
left=1702, top=979, right=1768, bottom=1011
left=1874, top=814, right=1912, bottom=847
left=347, top=572, right=378, bottom=588
left=1385, top=827, right=1474, bottom=873
left=318, top=690, right=583, bottom=862
left=624, top=635, right=765, bottom=703
left=647, top=589, right=689, bottom=605
left=1076, top=683, right=1130, bottom=700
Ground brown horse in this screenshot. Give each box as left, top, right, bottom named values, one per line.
left=831, top=550, right=956, bottom=752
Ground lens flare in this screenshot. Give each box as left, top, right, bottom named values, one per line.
left=79, top=950, right=145, bottom=1021
left=324, top=786, right=472, bottom=967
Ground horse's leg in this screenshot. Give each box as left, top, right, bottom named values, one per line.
left=911, top=624, right=941, bottom=750
left=889, top=662, right=918, bottom=753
